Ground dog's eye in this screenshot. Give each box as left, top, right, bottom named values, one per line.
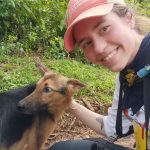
left=44, top=87, right=52, bottom=93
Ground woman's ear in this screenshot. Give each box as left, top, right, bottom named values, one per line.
left=125, top=12, right=135, bottom=29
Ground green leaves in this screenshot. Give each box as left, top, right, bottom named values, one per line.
left=0, top=0, right=68, bottom=59
left=126, top=0, right=150, bottom=17
left=1, top=0, right=149, bottom=62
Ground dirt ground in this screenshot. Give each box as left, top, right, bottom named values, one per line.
left=44, top=99, right=135, bottom=149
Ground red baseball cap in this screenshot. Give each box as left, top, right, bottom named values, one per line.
left=64, top=0, right=126, bottom=52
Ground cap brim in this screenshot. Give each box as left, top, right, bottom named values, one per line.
left=64, top=3, right=114, bottom=52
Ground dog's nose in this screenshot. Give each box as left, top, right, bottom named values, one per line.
left=17, top=105, right=25, bottom=112
left=17, top=100, right=32, bottom=114
left=17, top=100, right=26, bottom=111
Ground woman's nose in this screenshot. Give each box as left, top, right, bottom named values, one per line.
left=93, top=35, right=107, bottom=54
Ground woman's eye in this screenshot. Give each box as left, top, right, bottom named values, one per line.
left=81, top=40, right=92, bottom=50
left=100, top=25, right=110, bottom=33
left=44, top=87, right=52, bottom=93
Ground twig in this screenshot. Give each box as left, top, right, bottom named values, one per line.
left=34, top=57, right=51, bottom=74
left=81, top=98, right=95, bottom=111
left=56, top=130, right=81, bottom=134
left=67, top=117, right=76, bottom=130
left=47, top=133, right=61, bottom=140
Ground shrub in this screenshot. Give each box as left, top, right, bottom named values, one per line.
left=0, top=0, right=68, bottom=58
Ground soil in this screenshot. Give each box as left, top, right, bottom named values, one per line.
left=44, top=99, right=135, bottom=150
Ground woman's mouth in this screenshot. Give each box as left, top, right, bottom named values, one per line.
left=102, top=48, right=118, bottom=62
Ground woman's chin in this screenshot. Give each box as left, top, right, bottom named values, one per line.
left=109, top=65, right=126, bottom=72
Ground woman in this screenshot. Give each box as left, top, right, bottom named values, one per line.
left=49, top=0, right=150, bottom=150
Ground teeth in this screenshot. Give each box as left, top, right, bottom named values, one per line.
left=103, top=50, right=117, bottom=61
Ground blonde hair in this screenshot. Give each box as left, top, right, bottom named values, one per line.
left=112, top=3, right=150, bottom=35
left=135, top=15, right=150, bottom=35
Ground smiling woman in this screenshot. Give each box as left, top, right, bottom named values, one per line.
left=72, top=12, right=141, bottom=72
left=48, top=0, right=150, bottom=150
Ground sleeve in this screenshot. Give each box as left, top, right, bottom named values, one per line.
left=103, top=74, right=132, bottom=137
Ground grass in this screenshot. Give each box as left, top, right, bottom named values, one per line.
left=0, top=54, right=116, bottom=103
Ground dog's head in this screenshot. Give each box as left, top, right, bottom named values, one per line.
left=17, top=59, right=85, bottom=116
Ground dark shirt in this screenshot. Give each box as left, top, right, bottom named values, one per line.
left=120, top=33, right=150, bottom=114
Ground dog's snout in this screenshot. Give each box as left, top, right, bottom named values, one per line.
left=17, top=98, right=44, bottom=115
left=17, top=100, right=26, bottom=111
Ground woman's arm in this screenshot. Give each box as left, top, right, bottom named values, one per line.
left=67, top=75, right=131, bottom=137
left=68, top=100, right=106, bottom=136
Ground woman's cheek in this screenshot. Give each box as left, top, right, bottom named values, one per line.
left=84, top=51, right=95, bottom=62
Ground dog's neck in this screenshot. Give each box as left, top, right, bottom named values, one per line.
left=30, top=113, right=56, bottom=150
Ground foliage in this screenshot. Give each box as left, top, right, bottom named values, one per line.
left=0, top=0, right=68, bottom=58
left=126, top=0, right=150, bottom=17
left=0, top=56, right=116, bottom=102
left=0, top=0, right=149, bottom=61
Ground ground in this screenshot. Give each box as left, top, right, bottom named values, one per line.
left=44, top=99, right=135, bottom=150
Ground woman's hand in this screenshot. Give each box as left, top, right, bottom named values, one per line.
left=66, top=99, right=106, bottom=136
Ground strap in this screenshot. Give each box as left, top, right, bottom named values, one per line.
left=116, top=82, right=123, bottom=137
left=116, top=75, right=134, bottom=139
left=143, top=74, right=150, bottom=149
left=137, top=64, right=150, bottom=149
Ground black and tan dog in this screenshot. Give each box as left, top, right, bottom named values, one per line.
left=0, top=59, right=85, bottom=150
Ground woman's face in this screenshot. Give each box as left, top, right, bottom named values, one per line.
left=73, top=12, right=142, bottom=72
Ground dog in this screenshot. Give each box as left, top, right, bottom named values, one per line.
left=0, top=59, right=85, bottom=150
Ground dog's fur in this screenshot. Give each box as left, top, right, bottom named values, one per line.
left=0, top=61, right=85, bottom=150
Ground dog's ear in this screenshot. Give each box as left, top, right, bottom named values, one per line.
left=67, top=79, right=85, bottom=93
left=34, top=57, right=53, bottom=75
